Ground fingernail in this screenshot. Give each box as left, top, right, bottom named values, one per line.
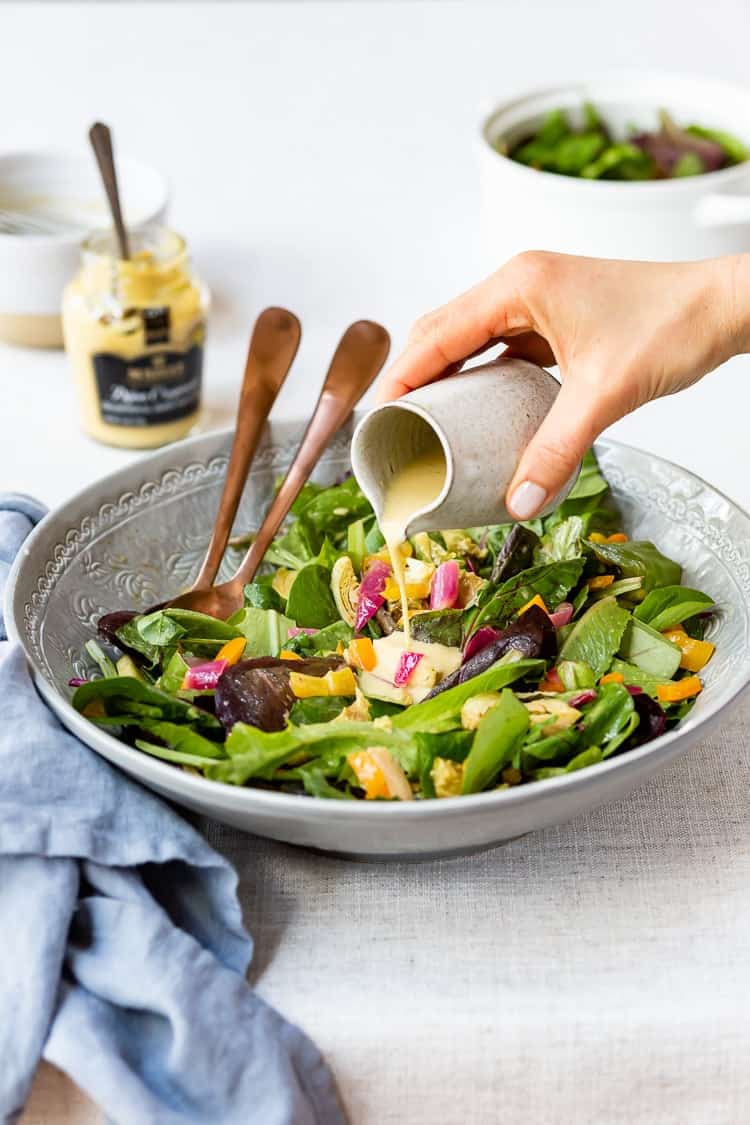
left=509, top=480, right=547, bottom=520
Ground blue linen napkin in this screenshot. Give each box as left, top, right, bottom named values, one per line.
left=0, top=494, right=345, bottom=1125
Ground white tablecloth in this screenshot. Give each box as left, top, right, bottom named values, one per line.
left=27, top=689, right=749, bottom=1124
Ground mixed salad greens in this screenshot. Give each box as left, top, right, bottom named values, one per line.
left=72, top=451, right=717, bottom=802
left=501, top=102, right=748, bottom=180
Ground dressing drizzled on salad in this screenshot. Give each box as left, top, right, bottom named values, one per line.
left=379, top=440, right=446, bottom=642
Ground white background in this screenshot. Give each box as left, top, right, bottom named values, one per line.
left=5, top=4, right=750, bottom=1123
left=1, top=0, right=749, bottom=510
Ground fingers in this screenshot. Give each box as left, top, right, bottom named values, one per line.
left=376, top=257, right=540, bottom=403
left=501, top=332, right=557, bottom=368
left=506, top=377, right=621, bottom=520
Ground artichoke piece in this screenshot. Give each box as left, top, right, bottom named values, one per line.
left=330, top=555, right=360, bottom=627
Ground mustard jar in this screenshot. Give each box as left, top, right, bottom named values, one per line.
left=62, top=225, right=208, bottom=448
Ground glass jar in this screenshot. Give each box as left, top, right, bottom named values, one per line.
left=62, top=226, right=208, bottom=448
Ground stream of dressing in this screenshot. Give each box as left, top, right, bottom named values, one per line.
left=379, top=440, right=447, bottom=643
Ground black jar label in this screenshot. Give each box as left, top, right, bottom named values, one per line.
left=92, top=345, right=203, bottom=427
left=141, top=306, right=171, bottom=345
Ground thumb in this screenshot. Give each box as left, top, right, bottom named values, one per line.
left=506, top=377, right=618, bottom=520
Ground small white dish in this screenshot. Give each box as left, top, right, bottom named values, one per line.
left=479, top=71, right=750, bottom=266
left=0, top=149, right=169, bottom=347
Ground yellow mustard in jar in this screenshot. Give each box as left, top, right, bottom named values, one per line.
left=62, top=226, right=207, bottom=448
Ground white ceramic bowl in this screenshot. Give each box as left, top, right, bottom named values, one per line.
left=0, top=150, right=168, bottom=346
left=5, top=421, right=750, bottom=860
left=479, top=72, right=750, bottom=266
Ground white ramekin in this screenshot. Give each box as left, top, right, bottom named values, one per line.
left=0, top=150, right=168, bottom=347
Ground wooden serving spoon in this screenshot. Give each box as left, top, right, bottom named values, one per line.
left=165, top=319, right=391, bottom=620
left=98, top=308, right=301, bottom=635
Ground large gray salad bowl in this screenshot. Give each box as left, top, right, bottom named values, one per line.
left=6, top=422, right=750, bottom=859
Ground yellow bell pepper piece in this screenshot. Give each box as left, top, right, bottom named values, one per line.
left=600, top=672, right=624, bottom=684
left=289, top=671, right=330, bottom=698
left=279, top=649, right=302, bottom=661
left=216, top=636, right=247, bottom=665
left=519, top=593, right=548, bottom=616
left=383, top=577, right=432, bottom=601
left=661, top=628, right=715, bottom=672
left=588, top=574, right=615, bottom=590
left=325, top=667, right=357, bottom=696
left=678, top=637, right=715, bottom=673
left=348, top=636, right=377, bottom=671
left=289, top=667, right=357, bottom=698
left=657, top=676, right=702, bottom=704
left=588, top=532, right=607, bottom=543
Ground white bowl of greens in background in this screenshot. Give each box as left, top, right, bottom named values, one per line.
left=479, top=72, right=750, bottom=266
left=6, top=423, right=750, bottom=859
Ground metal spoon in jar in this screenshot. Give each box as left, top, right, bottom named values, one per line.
left=88, top=122, right=131, bottom=260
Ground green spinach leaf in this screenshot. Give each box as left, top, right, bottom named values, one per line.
left=558, top=596, right=630, bottom=679
left=227, top=607, right=293, bottom=657
left=462, top=690, right=529, bottom=794
left=585, top=539, right=681, bottom=591
left=286, top=564, right=339, bottom=628
left=409, top=608, right=464, bottom=648
left=607, top=659, right=665, bottom=698
left=633, top=585, right=714, bottom=632
left=136, top=611, right=186, bottom=646
left=289, top=696, right=353, bottom=725
left=114, top=618, right=162, bottom=667
left=285, top=619, right=353, bottom=655
left=557, top=660, right=596, bottom=691
left=469, top=558, right=585, bottom=635
left=72, top=676, right=221, bottom=729
left=619, top=618, right=681, bottom=679
left=158, top=650, right=192, bottom=694
left=565, top=746, right=604, bottom=771
left=578, top=682, right=635, bottom=748
left=244, top=582, right=287, bottom=612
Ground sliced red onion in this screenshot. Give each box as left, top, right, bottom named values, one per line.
left=626, top=684, right=644, bottom=696
left=394, top=651, right=423, bottom=686
left=549, top=602, right=573, bottom=628
left=430, top=560, right=460, bottom=610
left=355, top=560, right=391, bottom=633
left=462, top=626, right=502, bottom=664
left=288, top=626, right=318, bottom=637
left=182, top=659, right=228, bottom=691
left=569, top=689, right=597, bottom=708
left=68, top=677, right=88, bottom=688
left=465, top=556, right=478, bottom=575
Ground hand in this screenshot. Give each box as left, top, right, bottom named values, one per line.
left=377, top=251, right=747, bottom=519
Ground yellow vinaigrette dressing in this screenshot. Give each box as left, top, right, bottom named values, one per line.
left=379, top=440, right=447, bottom=642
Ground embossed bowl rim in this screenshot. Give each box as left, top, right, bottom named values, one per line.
left=5, top=430, right=750, bottom=825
